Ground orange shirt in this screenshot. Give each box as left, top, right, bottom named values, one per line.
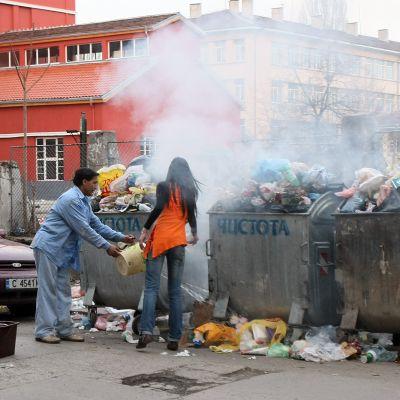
left=143, top=190, right=187, bottom=259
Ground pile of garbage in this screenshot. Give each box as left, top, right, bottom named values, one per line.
left=337, top=167, right=400, bottom=213
left=213, top=159, right=339, bottom=213
left=192, top=316, right=399, bottom=364
left=70, top=289, right=398, bottom=364
left=92, top=161, right=156, bottom=213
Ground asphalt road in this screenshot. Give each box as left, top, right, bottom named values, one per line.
left=0, top=318, right=399, bottom=400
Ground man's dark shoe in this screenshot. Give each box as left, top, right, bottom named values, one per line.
left=136, top=334, right=153, bottom=349
left=167, top=340, right=179, bottom=351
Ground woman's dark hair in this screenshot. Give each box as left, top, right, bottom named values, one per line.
left=73, top=168, right=99, bottom=186
left=166, top=157, right=200, bottom=216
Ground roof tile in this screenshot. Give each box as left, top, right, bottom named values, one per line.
left=0, top=13, right=178, bottom=43
left=0, top=59, right=150, bottom=103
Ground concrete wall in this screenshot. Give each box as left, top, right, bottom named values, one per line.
left=0, top=161, right=11, bottom=232
left=0, top=161, right=23, bottom=233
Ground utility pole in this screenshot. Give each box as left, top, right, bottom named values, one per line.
left=80, top=112, right=88, bottom=168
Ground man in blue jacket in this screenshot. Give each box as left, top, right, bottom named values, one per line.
left=31, top=168, right=135, bottom=344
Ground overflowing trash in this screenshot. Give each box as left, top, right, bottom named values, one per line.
left=188, top=308, right=398, bottom=364
left=212, top=159, right=339, bottom=213
left=92, top=161, right=156, bottom=213
left=290, top=326, right=355, bottom=363
left=338, top=167, right=400, bottom=213
left=69, top=283, right=399, bottom=365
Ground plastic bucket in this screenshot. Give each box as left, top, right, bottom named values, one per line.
left=116, top=243, right=146, bottom=276
left=0, top=321, right=19, bottom=358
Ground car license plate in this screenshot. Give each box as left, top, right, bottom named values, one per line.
left=5, top=278, right=38, bottom=290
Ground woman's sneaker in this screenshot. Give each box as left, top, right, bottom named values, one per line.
left=167, top=341, right=179, bottom=351
left=136, top=334, right=153, bottom=349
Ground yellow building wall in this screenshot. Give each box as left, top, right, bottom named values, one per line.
left=201, top=26, right=400, bottom=140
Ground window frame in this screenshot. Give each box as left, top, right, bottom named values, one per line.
left=25, top=46, right=59, bottom=66
left=140, top=137, right=155, bottom=156
left=234, top=39, right=245, bottom=63
left=66, top=42, right=103, bottom=63
left=234, top=79, right=245, bottom=105
left=271, top=81, right=282, bottom=104
left=215, top=41, right=226, bottom=64
left=0, top=51, right=20, bottom=68
left=108, top=37, right=149, bottom=60
left=36, top=137, right=64, bottom=181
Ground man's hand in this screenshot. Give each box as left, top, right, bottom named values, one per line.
left=107, top=245, right=122, bottom=258
left=187, top=234, right=199, bottom=246
left=123, top=235, right=136, bottom=244
left=139, top=228, right=150, bottom=250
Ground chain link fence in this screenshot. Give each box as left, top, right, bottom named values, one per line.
left=9, top=139, right=148, bottom=235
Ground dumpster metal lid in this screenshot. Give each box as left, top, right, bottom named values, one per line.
left=334, top=211, right=400, bottom=217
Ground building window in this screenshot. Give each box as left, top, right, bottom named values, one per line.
left=67, top=45, right=78, bottom=62
left=36, top=138, right=64, bottom=181
left=215, top=41, right=226, bottom=64
left=109, top=38, right=149, bottom=59
left=271, top=81, right=282, bottom=104
left=234, top=79, right=245, bottom=105
left=79, top=44, right=91, bottom=61
left=350, top=55, right=361, bottom=76
left=0, top=50, right=19, bottom=68
left=386, top=61, right=394, bottom=80
left=135, top=38, right=148, bottom=57
left=109, top=41, right=121, bottom=58
left=311, top=0, right=321, bottom=15
left=272, top=43, right=286, bottom=66
left=26, top=47, right=59, bottom=66
left=374, top=59, right=385, bottom=79
left=140, top=137, right=155, bottom=156
left=67, top=43, right=102, bottom=62
left=123, top=40, right=134, bottom=57
left=288, top=47, right=303, bottom=68
left=288, top=83, right=302, bottom=104
left=385, top=94, right=394, bottom=113
left=364, top=58, right=373, bottom=77
left=235, top=39, right=245, bottom=62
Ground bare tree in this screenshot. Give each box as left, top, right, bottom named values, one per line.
left=301, top=0, right=347, bottom=30
left=10, top=29, right=51, bottom=231
left=280, top=48, right=386, bottom=128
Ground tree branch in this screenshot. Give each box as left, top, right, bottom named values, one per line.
left=26, top=62, right=51, bottom=94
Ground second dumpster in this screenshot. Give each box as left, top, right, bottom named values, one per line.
left=207, top=191, right=342, bottom=326
left=335, top=212, right=400, bottom=333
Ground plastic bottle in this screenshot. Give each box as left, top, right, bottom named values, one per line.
left=193, top=331, right=204, bottom=348
left=360, top=346, right=398, bottom=363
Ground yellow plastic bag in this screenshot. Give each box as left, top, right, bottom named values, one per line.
left=239, top=318, right=287, bottom=351
left=209, top=344, right=239, bottom=353
left=98, top=164, right=126, bottom=197
left=194, top=323, right=239, bottom=347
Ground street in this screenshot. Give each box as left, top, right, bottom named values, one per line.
left=1, top=318, right=399, bottom=400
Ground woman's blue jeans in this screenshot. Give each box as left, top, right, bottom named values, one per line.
left=139, top=246, right=185, bottom=342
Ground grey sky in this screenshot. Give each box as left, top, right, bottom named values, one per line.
left=76, top=0, right=400, bottom=41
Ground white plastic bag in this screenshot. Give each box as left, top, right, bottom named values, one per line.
left=109, top=165, right=144, bottom=193
left=252, top=323, right=268, bottom=345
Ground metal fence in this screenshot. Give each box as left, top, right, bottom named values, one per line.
left=9, top=140, right=147, bottom=235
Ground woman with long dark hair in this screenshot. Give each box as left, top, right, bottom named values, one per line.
left=137, top=157, right=200, bottom=351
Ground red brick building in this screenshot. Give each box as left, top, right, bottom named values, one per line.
left=0, top=5, right=239, bottom=181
